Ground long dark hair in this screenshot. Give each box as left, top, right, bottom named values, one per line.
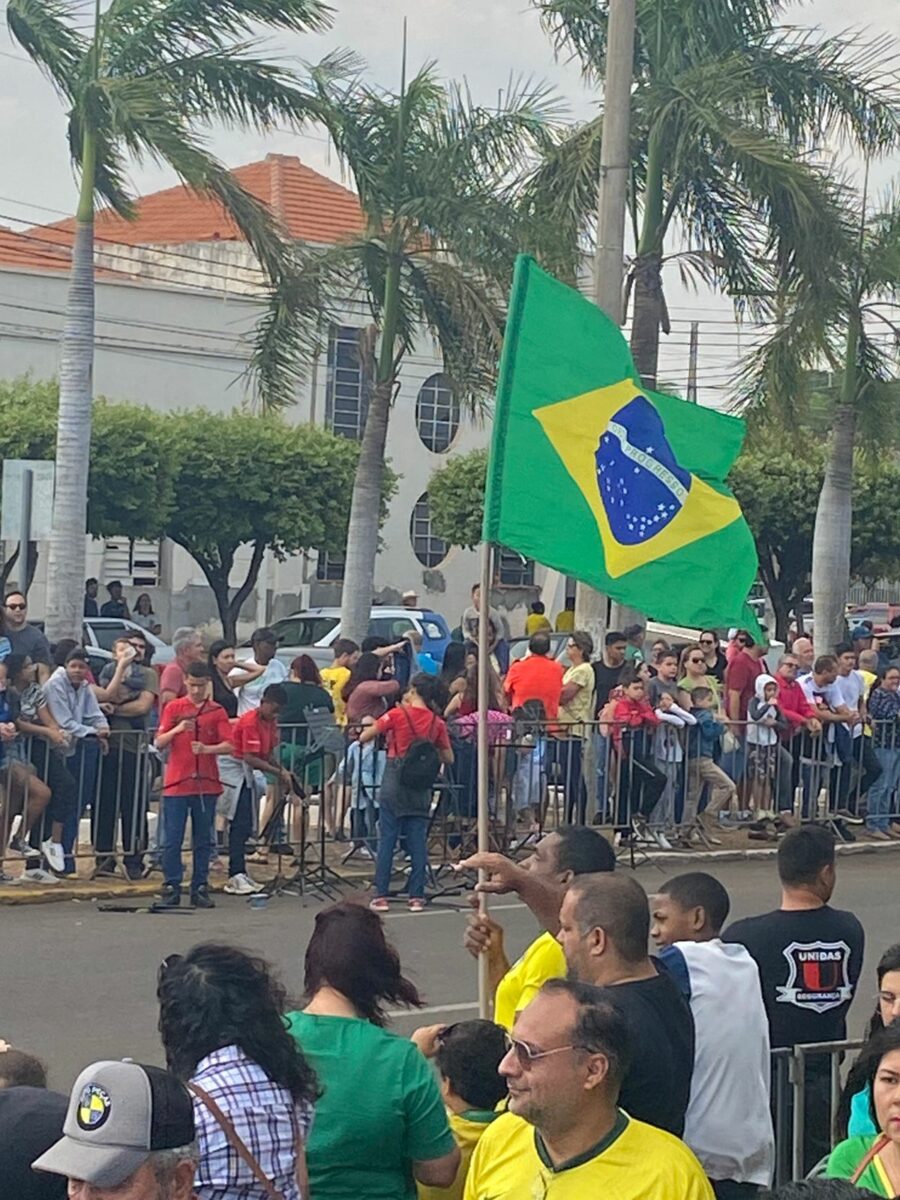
left=342, top=651, right=382, bottom=702
left=304, top=903, right=423, bottom=1027
left=158, top=943, right=319, bottom=1104
left=290, top=654, right=322, bottom=686
left=440, top=642, right=466, bottom=682
left=836, top=1021, right=900, bottom=1142
left=207, top=639, right=236, bottom=708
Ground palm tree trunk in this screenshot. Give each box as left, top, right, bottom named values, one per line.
left=629, top=125, right=666, bottom=389
left=45, top=136, right=96, bottom=642
left=811, top=326, right=859, bottom=653
left=340, top=253, right=402, bottom=645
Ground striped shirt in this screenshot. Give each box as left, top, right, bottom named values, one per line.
left=192, top=1044, right=313, bottom=1200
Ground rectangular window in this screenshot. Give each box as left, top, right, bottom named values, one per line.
left=498, top=548, right=534, bottom=587
left=325, top=325, right=370, bottom=441
left=102, top=538, right=161, bottom=588
left=316, top=551, right=345, bottom=582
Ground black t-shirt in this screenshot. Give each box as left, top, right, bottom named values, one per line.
left=724, top=906, right=865, bottom=1049
left=593, top=660, right=625, bottom=718
left=0, top=1087, right=68, bottom=1199
left=211, top=671, right=238, bottom=719
left=598, top=965, right=695, bottom=1136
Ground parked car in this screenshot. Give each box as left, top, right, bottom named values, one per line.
left=260, top=606, right=452, bottom=668
left=847, top=603, right=900, bottom=634
left=83, top=617, right=175, bottom=664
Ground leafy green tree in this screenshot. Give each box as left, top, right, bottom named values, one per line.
left=429, top=450, right=489, bottom=551
left=851, top=466, right=900, bottom=592
left=527, top=0, right=898, bottom=387
left=7, top=0, right=330, bottom=641
left=296, top=53, right=564, bottom=642
left=742, top=197, right=900, bottom=650
left=163, top=411, right=372, bottom=641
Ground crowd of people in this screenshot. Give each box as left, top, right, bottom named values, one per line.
left=3, top=823, right=897, bottom=1199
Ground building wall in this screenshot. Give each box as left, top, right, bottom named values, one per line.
left=0, top=261, right=557, bottom=641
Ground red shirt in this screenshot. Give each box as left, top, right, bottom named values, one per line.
left=374, top=704, right=451, bottom=759
left=725, top=651, right=764, bottom=721
left=610, top=696, right=660, bottom=747
left=159, top=661, right=186, bottom=711
left=158, top=697, right=232, bottom=796
left=232, top=708, right=279, bottom=763
left=503, top=655, right=564, bottom=719
left=776, top=676, right=816, bottom=734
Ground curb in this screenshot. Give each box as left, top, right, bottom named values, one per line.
left=2, top=840, right=897, bottom=906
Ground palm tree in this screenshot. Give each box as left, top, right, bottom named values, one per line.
left=296, top=51, right=565, bottom=643
left=527, top=0, right=899, bottom=387
left=7, top=0, right=331, bottom=640
left=741, top=192, right=900, bottom=651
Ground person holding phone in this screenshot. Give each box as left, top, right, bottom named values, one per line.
left=154, top=662, right=232, bottom=909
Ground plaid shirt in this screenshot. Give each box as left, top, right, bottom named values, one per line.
left=192, top=1044, right=313, bottom=1200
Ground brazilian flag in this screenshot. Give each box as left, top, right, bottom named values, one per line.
left=483, top=256, right=759, bottom=632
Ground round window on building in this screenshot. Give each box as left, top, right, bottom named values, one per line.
left=410, top=492, right=448, bottom=567
left=416, top=373, right=460, bottom=453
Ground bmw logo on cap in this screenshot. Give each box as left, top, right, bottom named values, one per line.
left=77, top=1083, right=112, bottom=1131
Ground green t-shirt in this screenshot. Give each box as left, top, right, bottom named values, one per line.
left=827, top=1135, right=893, bottom=1197
left=286, top=1011, right=455, bottom=1200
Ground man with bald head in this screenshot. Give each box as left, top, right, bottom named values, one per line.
left=556, top=873, right=694, bottom=1136
left=792, top=637, right=815, bottom=674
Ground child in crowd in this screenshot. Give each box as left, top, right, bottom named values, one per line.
left=609, top=672, right=682, bottom=844
left=746, top=674, right=789, bottom=815
left=412, top=1020, right=508, bottom=1200
left=646, top=653, right=695, bottom=849
left=683, top=686, right=739, bottom=842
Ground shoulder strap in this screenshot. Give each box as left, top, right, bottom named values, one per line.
left=188, top=1082, right=285, bottom=1200
left=850, top=1133, right=890, bottom=1185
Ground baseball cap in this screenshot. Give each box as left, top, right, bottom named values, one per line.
left=33, top=1061, right=194, bottom=1188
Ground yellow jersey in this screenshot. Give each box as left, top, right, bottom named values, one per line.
left=419, top=1109, right=498, bottom=1200
left=554, top=610, right=575, bottom=633
left=493, top=932, right=566, bottom=1031
left=464, top=1110, right=714, bottom=1200
left=320, top=665, right=351, bottom=725
left=525, top=614, right=553, bottom=637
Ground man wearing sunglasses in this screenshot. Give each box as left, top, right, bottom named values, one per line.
left=4, top=592, right=51, bottom=683
left=464, top=979, right=712, bottom=1200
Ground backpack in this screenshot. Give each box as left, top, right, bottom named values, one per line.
left=397, top=707, right=442, bottom=792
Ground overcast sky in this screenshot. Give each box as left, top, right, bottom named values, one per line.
left=1, top=0, right=898, bottom=402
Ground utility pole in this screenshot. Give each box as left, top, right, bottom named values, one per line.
left=576, top=0, right=638, bottom=647
left=687, top=321, right=700, bottom=402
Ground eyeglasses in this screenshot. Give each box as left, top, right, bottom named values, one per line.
left=699, top=639, right=714, bottom=646
left=503, top=1032, right=577, bottom=1069
left=782, top=662, right=798, bottom=670
left=6, top=603, right=26, bottom=611
left=688, top=657, right=705, bottom=665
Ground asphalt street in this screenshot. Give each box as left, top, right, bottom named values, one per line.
left=1, top=853, right=895, bottom=1092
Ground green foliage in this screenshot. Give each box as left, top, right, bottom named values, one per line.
left=851, top=466, right=900, bottom=589
left=429, top=450, right=487, bottom=550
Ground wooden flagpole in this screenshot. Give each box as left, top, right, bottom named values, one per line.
left=476, top=539, right=493, bottom=1018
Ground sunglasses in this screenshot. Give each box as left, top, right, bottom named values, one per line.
left=688, top=657, right=705, bottom=665
left=6, top=603, right=26, bottom=611
left=504, top=1032, right=577, bottom=1069
left=699, top=639, right=714, bottom=646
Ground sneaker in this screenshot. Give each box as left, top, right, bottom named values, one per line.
left=224, top=874, right=257, bottom=896
left=654, top=830, right=673, bottom=851
left=19, top=867, right=60, bottom=884
left=191, top=887, right=216, bottom=909
left=8, top=835, right=40, bottom=861
left=369, top=897, right=390, bottom=912
left=157, top=885, right=181, bottom=908
left=408, top=898, right=426, bottom=913
left=41, top=840, right=66, bottom=874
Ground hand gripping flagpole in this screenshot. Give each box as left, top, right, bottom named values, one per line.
left=476, top=540, right=493, bottom=1018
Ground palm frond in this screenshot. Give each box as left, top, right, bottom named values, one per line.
left=532, top=0, right=609, bottom=82
left=6, top=0, right=87, bottom=101
left=67, top=109, right=135, bottom=218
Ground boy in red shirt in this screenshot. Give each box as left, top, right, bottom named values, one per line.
left=228, top=683, right=291, bottom=895
left=155, top=662, right=232, bottom=909
left=609, top=674, right=669, bottom=839
left=359, top=674, right=453, bottom=912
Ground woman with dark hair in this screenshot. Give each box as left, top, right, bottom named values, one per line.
left=280, top=655, right=333, bottom=817
left=361, top=674, right=454, bottom=913
left=343, top=651, right=400, bottom=724
left=286, top=903, right=458, bottom=1199
left=132, top=593, right=162, bottom=636
left=836, top=945, right=900, bottom=1140
left=158, top=943, right=318, bottom=1200
left=827, top=1022, right=900, bottom=1195
left=699, top=630, right=728, bottom=684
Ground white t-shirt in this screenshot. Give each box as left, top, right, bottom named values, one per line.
left=231, top=656, right=288, bottom=716
left=834, top=670, right=864, bottom=738
left=659, top=939, right=775, bottom=1186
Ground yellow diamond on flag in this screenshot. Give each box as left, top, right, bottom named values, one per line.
left=533, top=379, right=742, bottom=579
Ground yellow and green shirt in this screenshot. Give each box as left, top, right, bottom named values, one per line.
left=827, top=1135, right=894, bottom=1197
left=464, top=1110, right=713, bottom=1200
left=320, top=665, right=351, bottom=726
left=493, top=932, right=566, bottom=1032
left=419, top=1108, right=498, bottom=1200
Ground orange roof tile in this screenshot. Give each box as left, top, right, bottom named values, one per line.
left=39, top=154, right=365, bottom=248
left=0, top=225, right=128, bottom=279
